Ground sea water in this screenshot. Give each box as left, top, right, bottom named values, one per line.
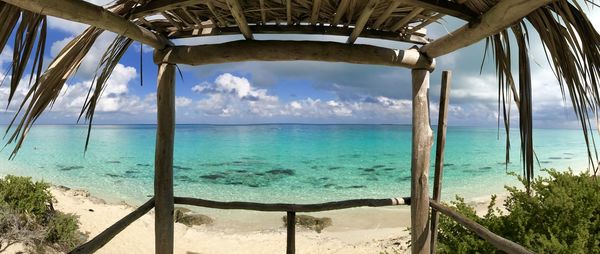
left=0, top=125, right=591, bottom=205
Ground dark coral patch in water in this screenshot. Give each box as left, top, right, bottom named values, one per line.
left=266, top=169, right=295, bottom=176
left=363, top=168, right=375, bottom=172
left=479, top=166, right=492, bottom=170
left=106, top=161, right=121, bottom=164
left=549, top=157, right=562, bottom=160
left=347, top=185, right=366, bottom=189
left=136, top=163, right=151, bottom=167
left=58, top=166, right=84, bottom=171
left=373, top=165, right=385, bottom=168
left=200, top=174, right=225, bottom=180
left=443, top=163, right=454, bottom=167
left=383, top=167, right=395, bottom=171
left=328, top=166, right=342, bottom=170
left=105, top=173, right=121, bottom=178
left=174, top=165, right=193, bottom=170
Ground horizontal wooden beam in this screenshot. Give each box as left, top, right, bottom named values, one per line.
left=420, top=0, right=552, bottom=58
left=429, top=200, right=534, bottom=254
left=69, top=198, right=155, bottom=254
left=402, top=0, right=478, bottom=21
left=2, top=0, right=171, bottom=49
left=154, top=40, right=435, bottom=70
left=132, top=0, right=208, bottom=17
left=174, top=196, right=409, bottom=212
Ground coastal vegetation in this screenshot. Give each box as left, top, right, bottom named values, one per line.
left=437, top=169, right=600, bottom=253
left=0, top=175, right=85, bottom=253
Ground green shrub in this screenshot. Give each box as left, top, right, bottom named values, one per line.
left=0, top=175, right=86, bottom=253
left=0, top=175, right=52, bottom=222
left=45, top=211, right=83, bottom=251
left=437, top=169, right=600, bottom=254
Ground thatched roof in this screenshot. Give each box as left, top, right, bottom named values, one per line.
left=1, top=0, right=600, bottom=186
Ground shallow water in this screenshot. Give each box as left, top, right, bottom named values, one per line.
left=0, top=125, right=591, bottom=204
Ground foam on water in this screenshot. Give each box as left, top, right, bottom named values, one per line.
left=0, top=125, right=591, bottom=205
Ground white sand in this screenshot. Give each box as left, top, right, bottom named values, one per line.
left=44, top=187, right=412, bottom=254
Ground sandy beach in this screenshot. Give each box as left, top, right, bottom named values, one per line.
left=7, top=186, right=414, bottom=254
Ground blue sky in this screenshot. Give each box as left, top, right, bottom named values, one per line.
left=1, top=1, right=599, bottom=127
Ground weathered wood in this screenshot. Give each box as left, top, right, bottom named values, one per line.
left=391, top=7, right=424, bottom=31
left=310, top=0, right=322, bottom=24
left=347, top=0, right=379, bottom=44
left=372, top=0, right=402, bottom=29
left=407, top=13, right=444, bottom=34
left=402, top=0, right=477, bottom=21
left=226, top=0, right=253, bottom=39
left=332, top=0, right=350, bottom=27
left=421, top=0, right=553, bottom=58
left=168, top=24, right=432, bottom=44
left=69, top=198, right=155, bottom=254
left=132, top=0, right=208, bottom=17
left=1, top=0, right=171, bottom=49
left=429, top=200, right=534, bottom=254
left=411, top=68, right=433, bottom=254
left=430, top=70, right=452, bottom=254
left=155, top=40, right=435, bottom=70
left=207, top=0, right=227, bottom=27
left=174, top=197, right=408, bottom=212
left=259, top=0, right=267, bottom=24
left=155, top=63, right=176, bottom=254
left=286, top=0, right=292, bottom=24
left=286, top=211, right=296, bottom=254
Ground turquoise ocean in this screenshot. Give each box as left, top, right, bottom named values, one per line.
left=0, top=125, right=592, bottom=205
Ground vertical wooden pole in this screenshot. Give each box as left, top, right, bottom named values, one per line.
left=430, top=71, right=452, bottom=253
left=155, top=63, right=176, bottom=254
left=286, top=211, right=296, bottom=254
left=411, top=68, right=433, bottom=254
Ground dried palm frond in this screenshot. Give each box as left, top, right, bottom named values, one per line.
left=5, top=27, right=104, bottom=159
left=79, top=35, right=133, bottom=151
left=486, top=0, right=600, bottom=189
left=0, top=3, right=47, bottom=107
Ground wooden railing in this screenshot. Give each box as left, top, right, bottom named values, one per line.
left=67, top=195, right=535, bottom=254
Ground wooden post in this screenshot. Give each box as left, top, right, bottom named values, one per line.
left=411, top=68, right=433, bottom=254
left=286, top=211, right=296, bottom=254
left=155, top=63, right=176, bottom=254
left=430, top=71, right=451, bottom=253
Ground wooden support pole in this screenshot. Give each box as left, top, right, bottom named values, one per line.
left=69, top=198, right=155, bottom=254
left=331, top=0, right=349, bottom=27
left=286, top=211, right=296, bottom=254
left=411, top=68, right=433, bottom=254
left=155, top=63, right=176, bottom=254
left=155, top=41, right=435, bottom=70
left=429, top=200, right=534, bottom=254
left=420, top=0, right=553, bottom=58
left=1, top=0, right=171, bottom=49
left=372, top=0, right=402, bottom=29
left=310, top=0, right=322, bottom=24
left=430, top=71, right=451, bottom=253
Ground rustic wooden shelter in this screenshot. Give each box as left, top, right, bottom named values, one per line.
left=1, top=0, right=599, bottom=253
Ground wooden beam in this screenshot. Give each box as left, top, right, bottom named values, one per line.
left=168, top=25, right=432, bottom=45
left=347, top=0, right=379, bottom=44
left=155, top=63, right=176, bottom=254
left=207, top=0, right=227, bottom=27
left=372, top=0, right=402, bottom=29
left=332, top=0, right=350, bottom=27
left=407, top=13, right=444, bottom=33
left=421, top=0, right=553, bottom=58
left=70, top=198, right=155, bottom=254
left=411, top=68, right=433, bottom=254
left=174, top=196, right=409, bottom=212
left=430, top=70, right=451, bottom=254
left=286, top=212, right=296, bottom=254
left=402, top=0, right=477, bottom=21
left=286, top=0, right=292, bottom=24
left=259, top=0, right=267, bottom=24
left=391, top=7, right=424, bottom=31
left=132, top=0, right=208, bottom=17
left=1, top=0, right=171, bottom=49
left=154, top=41, right=436, bottom=70
left=430, top=200, right=534, bottom=254
left=310, top=0, right=322, bottom=24
left=225, top=0, right=253, bottom=39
